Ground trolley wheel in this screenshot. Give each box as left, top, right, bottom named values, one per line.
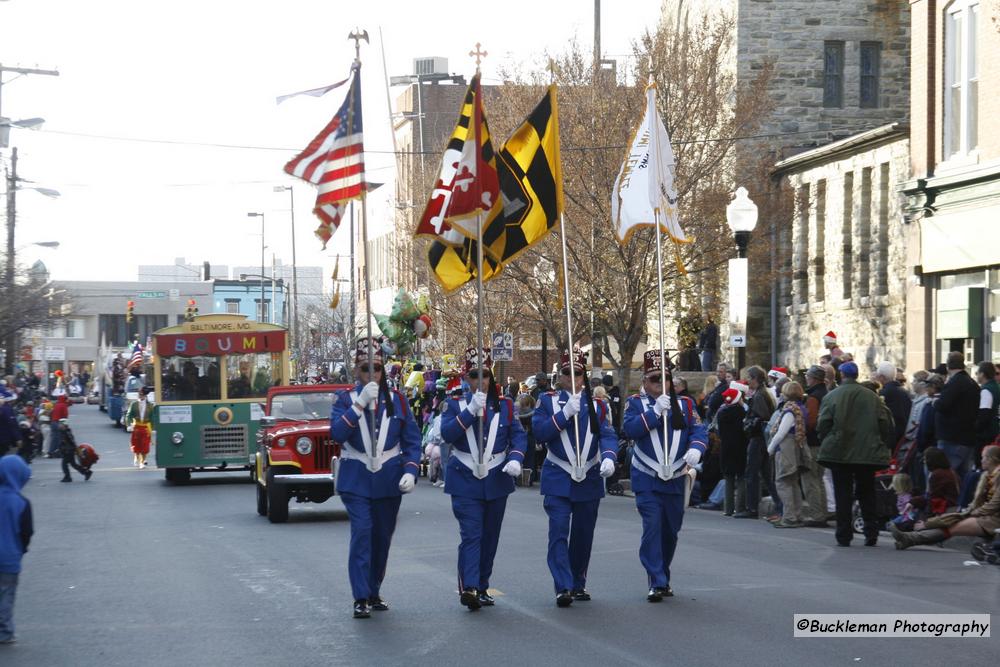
left=165, top=468, right=191, bottom=484
left=256, top=478, right=268, bottom=516
left=266, top=469, right=289, bottom=523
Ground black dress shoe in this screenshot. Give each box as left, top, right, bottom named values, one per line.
left=84, top=470, right=93, bottom=481
left=647, top=587, right=664, bottom=603
left=368, top=596, right=389, bottom=611
left=460, top=588, right=481, bottom=610
left=555, top=590, right=573, bottom=607
left=60, top=477, right=71, bottom=483
left=353, top=599, right=371, bottom=619
left=732, top=511, right=757, bottom=519
left=836, top=541, right=851, bottom=547
left=477, top=591, right=495, bottom=606
left=571, top=589, right=591, bottom=602
left=664, top=586, right=674, bottom=597
left=864, top=537, right=878, bottom=547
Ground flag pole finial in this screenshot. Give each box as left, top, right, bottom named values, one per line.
left=469, top=42, right=488, bottom=72
left=348, top=28, right=370, bottom=63
left=546, top=57, right=557, bottom=84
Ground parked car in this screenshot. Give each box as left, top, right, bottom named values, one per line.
left=254, top=384, right=348, bottom=523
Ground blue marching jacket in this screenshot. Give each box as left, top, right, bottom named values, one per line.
left=330, top=384, right=422, bottom=499
left=440, top=393, right=528, bottom=501
left=532, top=390, right=618, bottom=502
left=622, top=393, right=708, bottom=495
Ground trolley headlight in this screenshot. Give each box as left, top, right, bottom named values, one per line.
left=276, top=437, right=287, bottom=447
left=171, top=432, right=184, bottom=445
left=295, top=437, right=313, bottom=455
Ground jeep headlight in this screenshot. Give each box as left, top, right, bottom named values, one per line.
left=295, top=437, right=313, bottom=455
left=171, top=432, right=184, bottom=445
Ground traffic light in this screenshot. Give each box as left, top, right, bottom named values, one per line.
left=126, top=300, right=135, bottom=323
left=185, top=298, right=199, bottom=321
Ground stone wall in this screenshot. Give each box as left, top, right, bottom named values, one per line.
left=777, top=134, right=910, bottom=374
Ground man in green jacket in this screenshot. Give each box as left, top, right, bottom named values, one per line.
left=817, top=362, right=893, bottom=547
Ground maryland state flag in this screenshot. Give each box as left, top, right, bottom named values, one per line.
left=427, top=237, right=501, bottom=294
left=414, top=73, right=500, bottom=245
left=481, top=85, right=563, bottom=265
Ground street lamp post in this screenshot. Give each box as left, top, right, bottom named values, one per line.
left=247, top=212, right=265, bottom=322
left=725, top=187, right=758, bottom=375
left=273, top=186, right=298, bottom=361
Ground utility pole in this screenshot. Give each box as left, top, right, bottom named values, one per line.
left=3, top=147, right=16, bottom=374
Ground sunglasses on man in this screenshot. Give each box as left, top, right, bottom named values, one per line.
left=467, top=370, right=490, bottom=380
left=645, top=374, right=662, bottom=384
left=560, top=368, right=584, bottom=376
left=359, top=363, right=383, bottom=373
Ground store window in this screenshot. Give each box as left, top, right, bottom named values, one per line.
left=989, top=269, right=1000, bottom=364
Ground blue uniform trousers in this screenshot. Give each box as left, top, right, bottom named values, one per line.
left=542, top=495, right=600, bottom=594
left=340, top=492, right=402, bottom=601
left=451, top=494, right=507, bottom=591
left=635, top=490, right=685, bottom=589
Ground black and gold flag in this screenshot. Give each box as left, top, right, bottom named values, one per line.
left=427, top=236, right=502, bottom=294
left=482, top=85, right=563, bottom=265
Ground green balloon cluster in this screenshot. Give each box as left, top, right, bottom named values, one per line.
left=375, top=289, right=432, bottom=357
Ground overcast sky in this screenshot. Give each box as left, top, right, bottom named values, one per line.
left=1, top=0, right=662, bottom=285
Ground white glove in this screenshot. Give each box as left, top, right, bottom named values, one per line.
left=357, top=382, right=379, bottom=408
left=468, top=391, right=487, bottom=417
left=652, top=394, right=671, bottom=417
left=684, top=449, right=702, bottom=466
left=600, top=458, right=616, bottom=478
left=562, top=393, right=581, bottom=419
left=398, top=472, right=416, bottom=493
left=502, top=460, right=521, bottom=478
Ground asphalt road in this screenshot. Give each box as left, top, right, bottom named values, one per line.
left=3, top=404, right=997, bottom=666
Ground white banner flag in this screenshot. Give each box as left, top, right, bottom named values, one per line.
left=612, top=81, right=690, bottom=248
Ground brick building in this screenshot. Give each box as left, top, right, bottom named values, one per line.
left=903, top=0, right=1000, bottom=370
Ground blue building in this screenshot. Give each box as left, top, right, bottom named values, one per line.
left=211, top=278, right=287, bottom=325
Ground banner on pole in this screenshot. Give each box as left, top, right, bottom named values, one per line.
left=728, top=258, right=748, bottom=347
left=491, top=332, right=513, bottom=361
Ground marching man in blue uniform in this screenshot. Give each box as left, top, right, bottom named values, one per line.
left=440, top=347, right=527, bottom=610
left=532, top=348, right=618, bottom=607
left=330, top=337, right=423, bottom=619
left=623, top=350, right=708, bottom=602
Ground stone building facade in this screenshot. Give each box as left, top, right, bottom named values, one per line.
left=772, top=124, right=910, bottom=373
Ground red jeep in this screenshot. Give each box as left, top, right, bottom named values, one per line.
left=254, top=384, right=349, bottom=523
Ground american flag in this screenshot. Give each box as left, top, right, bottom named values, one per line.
left=127, top=342, right=143, bottom=370
left=284, top=63, right=365, bottom=249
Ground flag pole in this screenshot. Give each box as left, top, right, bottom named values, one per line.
left=557, top=212, right=583, bottom=478
left=348, top=28, right=377, bottom=451
left=470, top=45, right=487, bottom=477
left=647, top=73, right=670, bottom=474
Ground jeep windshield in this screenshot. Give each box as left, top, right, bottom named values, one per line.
left=269, top=392, right=336, bottom=421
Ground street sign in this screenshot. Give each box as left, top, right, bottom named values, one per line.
left=137, top=291, right=167, bottom=299
left=491, top=331, right=513, bottom=361
left=168, top=289, right=180, bottom=301
left=730, top=334, right=746, bottom=348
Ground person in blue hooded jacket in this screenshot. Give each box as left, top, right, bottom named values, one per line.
left=0, top=455, right=33, bottom=644
left=532, top=348, right=618, bottom=607
left=623, top=350, right=708, bottom=602
left=440, top=346, right=527, bottom=610
left=330, top=338, right=422, bottom=620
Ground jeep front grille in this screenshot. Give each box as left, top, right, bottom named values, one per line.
left=201, top=425, right=248, bottom=459
left=314, top=436, right=336, bottom=471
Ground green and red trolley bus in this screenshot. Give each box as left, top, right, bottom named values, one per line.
left=152, top=314, right=290, bottom=483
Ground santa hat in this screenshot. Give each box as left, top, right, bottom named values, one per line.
left=823, top=331, right=837, bottom=345
left=729, top=381, right=749, bottom=394
left=767, top=366, right=789, bottom=381
left=462, top=346, right=493, bottom=376
left=560, top=346, right=587, bottom=373
left=722, top=388, right=741, bottom=405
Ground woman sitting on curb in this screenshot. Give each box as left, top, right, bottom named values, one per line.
left=891, top=445, right=1000, bottom=550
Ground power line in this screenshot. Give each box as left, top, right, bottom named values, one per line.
left=34, top=125, right=874, bottom=154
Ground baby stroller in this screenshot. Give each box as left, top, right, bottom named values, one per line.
left=852, top=437, right=915, bottom=533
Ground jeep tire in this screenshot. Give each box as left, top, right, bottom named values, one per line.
left=266, top=469, right=289, bottom=523
left=256, top=477, right=268, bottom=516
